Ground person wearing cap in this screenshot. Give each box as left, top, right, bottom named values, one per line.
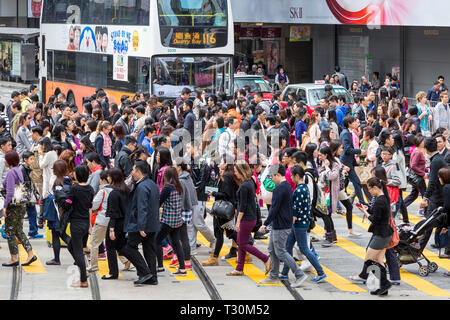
left=6, top=91, right=20, bottom=122
left=175, top=88, right=192, bottom=121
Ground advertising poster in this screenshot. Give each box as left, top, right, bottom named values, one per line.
left=266, top=41, right=279, bottom=75
left=289, top=26, right=311, bottom=42
left=113, top=53, right=128, bottom=82
left=11, top=43, right=21, bottom=77
left=28, top=0, right=42, bottom=18
left=253, top=50, right=264, bottom=64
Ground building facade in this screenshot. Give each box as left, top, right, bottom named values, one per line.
left=231, top=0, right=450, bottom=98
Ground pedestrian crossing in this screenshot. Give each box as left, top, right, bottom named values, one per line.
left=1, top=198, right=448, bottom=298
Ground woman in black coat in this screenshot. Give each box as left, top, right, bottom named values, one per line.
left=202, top=163, right=239, bottom=266
left=102, top=168, right=129, bottom=280
left=350, top=177, right=394, bottom=296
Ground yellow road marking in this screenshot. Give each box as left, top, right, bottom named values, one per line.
left=197, top=233, right=281, bottom=286
left=163, top=258, right=198, bottom=281
left=310, top=224, right=450, bottom=297
left=97, top=259, right=123, bottom=278
left=18, top=246, right=47, bottom=274
left=320, top=266, right=367, bottom=292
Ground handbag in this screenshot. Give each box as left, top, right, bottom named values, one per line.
left=406, top=167, right=422, bottom=187
left=262, top=175, right=276, bottom=192
left=387, top=217, right=399, bottom=249
left=211, top=200, right=235, bottom=221
left=355, top=166, right=372, bottom=185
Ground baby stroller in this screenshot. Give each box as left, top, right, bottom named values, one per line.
left=394, top=208, right=444, bottom=277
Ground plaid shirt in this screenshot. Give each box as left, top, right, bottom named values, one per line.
left=161, top=189, right=183, bottom=228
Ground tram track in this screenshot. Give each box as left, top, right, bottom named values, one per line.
left=10, top=264, right=22, bottom=300
left=191, top=256, right=222, bottom=300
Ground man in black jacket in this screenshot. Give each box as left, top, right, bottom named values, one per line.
left=187, top=140, right=216, bottom=255
left=435, top=134, right=450, bottom=165
left=182, top=99, right=196, bottom=139
left=96, top=90, right=110, bottom=121
left=114, top=136, right=137, bottom=178
left=123, top=161, right=160, bottom=285
left=420, top=137, right=447, bottom=249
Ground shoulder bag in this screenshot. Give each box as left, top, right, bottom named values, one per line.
left=211, top=200, right=235, bottom=221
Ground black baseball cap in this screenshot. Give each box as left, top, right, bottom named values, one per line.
left=121, top=95, right=130, bottom=102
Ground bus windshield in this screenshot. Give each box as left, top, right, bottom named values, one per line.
left=152, top=56, right=232, bottom=98
left=158, top=0, right=227, bottom=27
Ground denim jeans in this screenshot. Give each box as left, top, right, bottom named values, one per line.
left=27, top=205, right=38, bottom=236
left=282, top=226, right=325, bottom=277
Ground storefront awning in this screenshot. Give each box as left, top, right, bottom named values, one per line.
left=0, top=28, right=40, bottom=41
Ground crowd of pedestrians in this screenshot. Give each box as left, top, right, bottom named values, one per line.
left=0, top=71, right=448, bottom=293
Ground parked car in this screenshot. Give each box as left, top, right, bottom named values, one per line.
left=281, top=83, right=354, bottom=114
left=234, top=74, right=273, bottom=101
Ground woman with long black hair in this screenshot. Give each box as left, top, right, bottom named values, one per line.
left=102, top=168, right=130, bottom=280
left=156, top=147, right=173, bottom=191
left=328, top=140, right=360, bottom=237
left=202, top=162, right=239, bottom=266
left=304, top=143, right=319, bottom=178
left=67, top=165, right=94, bottom=288
left=45, top=160, right=72, bottom=266
left=156, top=167, right=186, bottom=276
left=350, top=177, right=394, bottom=295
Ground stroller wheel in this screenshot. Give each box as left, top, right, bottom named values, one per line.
left=428, top=262, right=438, bottom=273
left=418, top=266, right=429, bottom=277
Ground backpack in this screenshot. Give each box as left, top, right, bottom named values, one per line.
left=305, top=171, right=326, bottom=219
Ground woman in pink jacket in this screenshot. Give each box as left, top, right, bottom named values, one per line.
left=404, top=135, right=427, bottom=208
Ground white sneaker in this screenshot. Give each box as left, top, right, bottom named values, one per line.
left=300, top=261, right=314, bottom=272
left=348, top=232, right=362, bottom=237
left=291, top=274, right=308, bottom=288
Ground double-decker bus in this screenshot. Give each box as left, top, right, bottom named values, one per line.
left=40, top=0, right=234, bottom=109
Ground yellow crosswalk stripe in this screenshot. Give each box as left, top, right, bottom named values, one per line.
left=319, top=266, right=367, bottom=292
left=18, top=245, right=47, bottom=274
left=163, top=259, right=198, bottom=280
left=310, top=224, right=450, bottom=297
left=197, top=233, right=281, bottom=286
left=97, top=259, right=123, bottom=278
left=206, top=200, right=366, bottom=291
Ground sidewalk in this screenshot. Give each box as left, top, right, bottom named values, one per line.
left=0, top=80, right=38, bottom=90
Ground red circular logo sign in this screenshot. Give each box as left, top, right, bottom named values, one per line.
left=326, top=0, right=384, bottom=24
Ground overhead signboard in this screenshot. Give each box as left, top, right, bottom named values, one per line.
left=231, top=0, right=450, bottom=27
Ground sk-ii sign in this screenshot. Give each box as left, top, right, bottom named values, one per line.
left=290, top=7, right=303, bottom=19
